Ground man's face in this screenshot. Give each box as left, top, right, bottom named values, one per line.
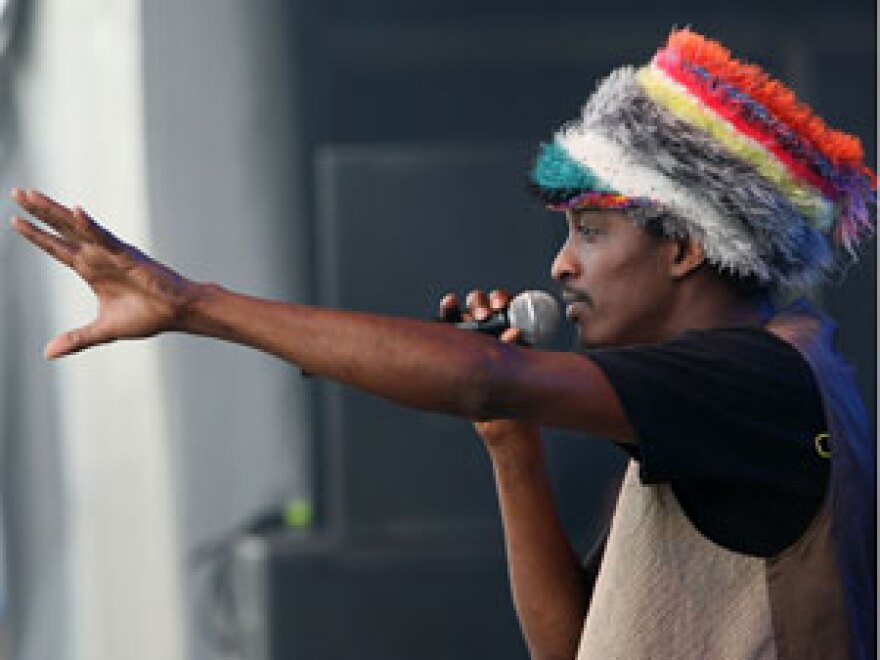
left=552, top=209, right=676, bottom=348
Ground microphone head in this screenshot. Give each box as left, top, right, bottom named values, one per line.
left=507, top=290, right=561, bottom=346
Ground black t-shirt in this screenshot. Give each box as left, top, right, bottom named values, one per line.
left=585, top=326, right=830, bottom=558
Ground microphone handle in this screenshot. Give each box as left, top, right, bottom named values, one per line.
left=454, top=310, right=509, bottom=337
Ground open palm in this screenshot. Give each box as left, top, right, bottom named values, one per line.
left=10, top=188, right=195, bottom=359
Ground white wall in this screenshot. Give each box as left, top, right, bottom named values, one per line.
left=6, top=2, right=314, bottom=659
left=140, top=4, right=314, bottom=658
left=9, top=1, right=184, bottom=659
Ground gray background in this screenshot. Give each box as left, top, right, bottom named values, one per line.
left=0, top=1, right=874, bottom=659
left=140, top=2, right=878, bottom=659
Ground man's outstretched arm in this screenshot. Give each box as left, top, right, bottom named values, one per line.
left=9, top=188, right=633, bottom=441
left=12, top=188, right=615, bottom=657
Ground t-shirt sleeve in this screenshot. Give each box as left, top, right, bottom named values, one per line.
left=585, top=328, right=828, bottom=499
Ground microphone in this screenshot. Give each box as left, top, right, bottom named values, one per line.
left=454, top=290, right=560, bottom=346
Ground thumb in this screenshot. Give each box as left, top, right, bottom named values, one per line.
left=499, top=327, right=522, bottom=344
left=44, top=322, right=111, bottom=359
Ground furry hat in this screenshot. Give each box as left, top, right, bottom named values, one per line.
left=531, top=28, right=876, bottom=294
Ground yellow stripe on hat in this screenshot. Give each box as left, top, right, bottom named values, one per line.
left=636, top=65, right=835, bottom=231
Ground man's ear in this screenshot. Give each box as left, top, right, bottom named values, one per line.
left=669, top=237, right=705, bottom=279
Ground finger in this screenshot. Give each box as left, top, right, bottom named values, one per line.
left=488, top=289, right=512, bottom=312
left=500, top=328, right=522, bottom=344
left=26, top=190, right=104, bottom=244
left=465, top=289, right=490, bottom=321
left=438, top=293, right=463, bottom=323
left=44, top=322, right=110, bottom=360
left=10, top=216, right=77, bottom=267
left=72, top=205, right=124, bottom=251
left=13, top=188, right=83, bottom=240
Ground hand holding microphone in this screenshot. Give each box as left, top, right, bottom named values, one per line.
left=439, top=288, right=556, bottom=448
left=438, top=288, right=560, bottom=347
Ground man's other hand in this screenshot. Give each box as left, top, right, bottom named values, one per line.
left=10, top=188, right=198, bottom=359
left=439, top=288, right=541, bottom=452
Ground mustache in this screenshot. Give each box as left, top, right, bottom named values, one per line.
left=560, top=287, right=593, bottom=307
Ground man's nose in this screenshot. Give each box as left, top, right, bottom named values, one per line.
left=551, top=239, right=580, bottom=281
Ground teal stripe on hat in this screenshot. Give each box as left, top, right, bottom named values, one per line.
left=531, top=141, right=614, bottom=193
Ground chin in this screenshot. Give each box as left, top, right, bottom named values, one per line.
left=573, top=325, right=606, bottom=350
left=573, top=322, right=626, bottom=350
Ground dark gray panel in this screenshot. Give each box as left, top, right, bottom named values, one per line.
left=314, top=143, right=624, bottom=542
left=259, top=537, right=526, bottom=660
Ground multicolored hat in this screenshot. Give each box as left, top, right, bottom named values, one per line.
left=531, top=28, right=876, bottom=294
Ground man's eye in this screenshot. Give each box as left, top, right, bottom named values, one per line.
left=576, top=224, right=599, bottom=237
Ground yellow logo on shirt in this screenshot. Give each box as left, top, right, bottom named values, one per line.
left=814, top=432, right=831, bottom=459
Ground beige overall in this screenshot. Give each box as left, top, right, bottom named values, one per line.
left=576, top=311, right=858, bottom=659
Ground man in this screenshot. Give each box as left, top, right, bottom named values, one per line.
left=9, top=28, right=875, bottom=660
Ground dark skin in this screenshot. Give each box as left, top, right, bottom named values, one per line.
left=441, top=210, right=771, bottom=659
left=9, top=188, right=771, bottom=660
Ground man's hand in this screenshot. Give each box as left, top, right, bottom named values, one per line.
left=439, top=288, right=541, bottom=453
left=441, top=288, right=589, bottom=659
left=10, top=188, right=197, bottom=359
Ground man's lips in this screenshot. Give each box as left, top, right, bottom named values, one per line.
left=561, top=290, right=591, bottom=321
left=561, top=287, right=590, bottom=304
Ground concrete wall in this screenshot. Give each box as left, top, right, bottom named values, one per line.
left=5, top=1, right=184, bottom=658
left=141, top=3, right=314, bottom=660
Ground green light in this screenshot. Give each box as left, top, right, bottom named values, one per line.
left=283, top=500, right=314, bottom=528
